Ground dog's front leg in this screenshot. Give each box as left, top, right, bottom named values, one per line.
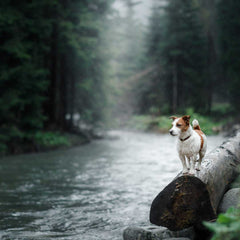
left=187, top=157, right=191, bottom=170
left=189, top=156, right=196, bottom=175
left=179, top=154, right=188, bottom=174
left=196, top=162, right=201, bottom=171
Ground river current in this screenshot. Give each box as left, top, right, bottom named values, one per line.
left=0, top=131, right=225, bottom=240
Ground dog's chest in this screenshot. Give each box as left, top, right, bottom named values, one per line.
left=177, top=138, right=200, bottom=157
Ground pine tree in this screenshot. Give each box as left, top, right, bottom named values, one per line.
left=0, top=0, right=51, bottom=153
left=217, top=0, right=240, bottom=113
left=163, top=0, right=207, bottom=113
left=138, top=1, right=166, bottom=114
left=0, top=0, right=113, bottom=154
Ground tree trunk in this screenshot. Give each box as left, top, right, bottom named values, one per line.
left=172, top=60, right=178, bottom=113
left=58, top=53, right=68, bottom=130
left=150, top=132, right=240, bottom=231
left=45, top=20, right=60, bottom=128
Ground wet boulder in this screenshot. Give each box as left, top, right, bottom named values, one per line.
left=123, top=226, right=194, bottom=240
left=218, top=188, right=240, bottom=213
left=164, top=238, right=191, bottom=240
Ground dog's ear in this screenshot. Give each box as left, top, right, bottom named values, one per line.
left=169, top=116, right=178, bottom=121
left=182, top=115, right=191, bottom=125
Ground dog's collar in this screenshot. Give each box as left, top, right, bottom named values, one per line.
left=180, top=135, right=191, bottom=142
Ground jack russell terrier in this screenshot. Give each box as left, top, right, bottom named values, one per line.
left=169, top=115, right=207, bottom=175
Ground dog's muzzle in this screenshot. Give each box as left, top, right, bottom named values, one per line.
left=169, top=130, right=177, bottom=136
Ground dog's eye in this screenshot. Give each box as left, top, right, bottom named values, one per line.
left=176, top=123, right=182, bottom=127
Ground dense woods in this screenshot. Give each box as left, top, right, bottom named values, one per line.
left=1, top=0, right=240, bottom=154
left=0, top=0, right=113, bottom=153
left=140, top=0, right=240, bottom=116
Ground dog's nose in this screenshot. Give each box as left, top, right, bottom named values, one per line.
left=169, top=130, right=173, bottom=135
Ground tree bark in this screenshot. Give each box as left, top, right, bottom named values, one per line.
left=172, top=59, right=178, bottom=113
left=58, top=53, right=68, bottom=130
left=150, top=132, right=240, bottom=231
left=44, top=20, right=60, bottom=128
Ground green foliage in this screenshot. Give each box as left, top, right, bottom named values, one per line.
left=205, top=173, right=240, bottom=240
left=128, top=115, right=155, bottom=131
left=211, top=103, right=234, bottom=118
left=185, top=108, right=224, bottom=135
left=0, top=0, right=51, bottom=153
left=158, top=116, right=172, bottom=132
left=34, top=132, right=70, bottom=148
left=0, top=143, right=7, bottom=155
left=126, top=112, right=224, bottom=135
left=204, top=207, right=240, bottom=240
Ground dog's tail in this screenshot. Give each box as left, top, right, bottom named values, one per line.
left=192, top=119, right=201, bottom=130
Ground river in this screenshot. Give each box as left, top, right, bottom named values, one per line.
left=0, top=131, right=225, bottom=240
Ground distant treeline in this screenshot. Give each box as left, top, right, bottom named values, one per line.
left=0, top=0, right=113, bottom=154
left=139, top=0, right=240, bottom=116
left=1, top=0, right=240, bottom=154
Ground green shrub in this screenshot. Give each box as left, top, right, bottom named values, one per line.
left=128, top=115, right=153, bottom=131
left=157, top=111, right=224, bottom=135
left=125, top=109, right=228, bottom=135
left=211, top=103, right=233, bottom=117
left=0, top=143, right=7, bottom=155
left=34, top=131, right=70, bottom=148
left=204, top=207, right=240, bottom=240
left=185, top=108, right=225, bottom=135
left=158, top=116, right=172, bottom=132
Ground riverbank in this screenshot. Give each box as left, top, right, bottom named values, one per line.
left=0, top=131, right=86, bottom=156
left=2, top=110, right=237, bottom=156
left=1, top=126, right=106, bottom=156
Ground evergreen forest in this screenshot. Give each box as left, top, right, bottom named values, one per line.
left=1, top=0, right=240, bottom=154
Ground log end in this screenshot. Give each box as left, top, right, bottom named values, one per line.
left=150, top=175, right=216, bottom=231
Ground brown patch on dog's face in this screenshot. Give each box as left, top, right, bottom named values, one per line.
left=176, top=115, right=190, bottom=132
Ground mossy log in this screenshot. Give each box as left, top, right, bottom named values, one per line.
left=150, top=132, right=240, bottom=231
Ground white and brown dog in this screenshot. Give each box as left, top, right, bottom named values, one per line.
left=169, top=115, right=207, bottom=174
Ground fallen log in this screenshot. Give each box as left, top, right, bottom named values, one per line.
left=150, top=132, right=240, bottom=231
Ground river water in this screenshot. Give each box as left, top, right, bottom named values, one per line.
left=0, top=131, right=225, bottom=240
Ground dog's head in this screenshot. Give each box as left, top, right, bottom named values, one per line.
left=169, top=115, right=191, bottom=136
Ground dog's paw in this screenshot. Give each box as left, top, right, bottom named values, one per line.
left=195, top=165, right=202, bottom=171
left=189, top=170, right=195, bottom=175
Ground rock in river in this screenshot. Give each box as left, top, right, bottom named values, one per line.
left=123, top=226, right=194, bottom=240
left=218, top=188, right=240, bottom=213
